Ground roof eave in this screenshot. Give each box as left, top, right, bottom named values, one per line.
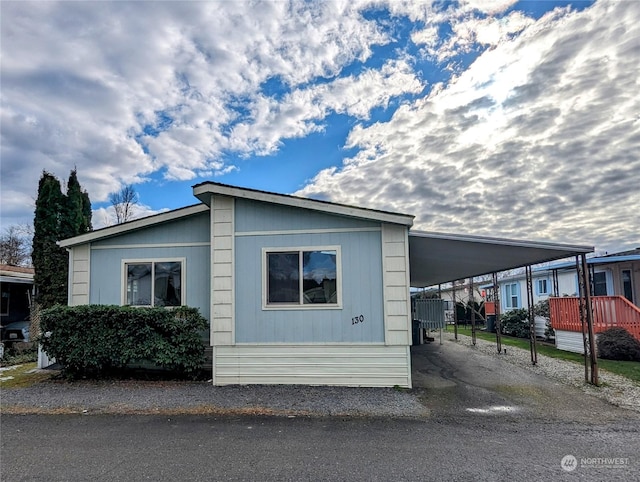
left=58, top=204, right=210, bottom=248
left=409, top=230, right=593, bottom=253
left=193, top=181, right=414, bottom=227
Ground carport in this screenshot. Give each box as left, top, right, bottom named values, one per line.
left=407, top=231, right=599, bottom=384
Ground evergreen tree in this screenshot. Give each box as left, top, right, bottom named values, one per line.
left=32, top=171, right=68, bottom=307
left=32, top=169, right=93, bottom=308
left=61, top=169, right=92, bottom=239
left=81, top=190, right=93, bottom=232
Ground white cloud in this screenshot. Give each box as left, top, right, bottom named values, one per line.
left=298, top=0, right=640, bottom=253
left=1, top=0, right=637, bottom=256
left=229, top=59, right=424, bottom=154
left=0, top=0, right=398, bottom=214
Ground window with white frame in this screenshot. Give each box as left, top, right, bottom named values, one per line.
left=505, top=283, right=519, bottom=309
left=537, top=278, right=549, bottom=295
left=264, top=247, right=340, bottom=308
left=124, top=260, right=183, bottom=307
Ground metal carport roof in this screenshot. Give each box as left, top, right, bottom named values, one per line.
left=408, top=231, right=593, bottom=287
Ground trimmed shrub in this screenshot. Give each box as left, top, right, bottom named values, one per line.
left=40, top=305, right=207, bottom=379
left=596, top=327, right=640, bottom=362
left=500, top=308, right=530, bottom=338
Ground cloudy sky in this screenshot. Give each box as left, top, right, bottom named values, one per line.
left=1, top=0, right=638, bottom=254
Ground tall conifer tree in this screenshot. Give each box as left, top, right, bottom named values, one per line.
left=62, top=169, right=92, bottom=239
left=32, top=171, right=68, bottom=307
left=32, top=170, right=93, bottom=308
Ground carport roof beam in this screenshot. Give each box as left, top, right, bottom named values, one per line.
left=408, top=231, right=593, bottom=287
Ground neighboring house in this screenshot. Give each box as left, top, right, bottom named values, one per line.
left=0, top=264, right=34, bottom=343
left=58, top=182, right=415, bottom=387
left=479, top=271, right=562, bottom=313
left=540, top=248, right=640, bottom=307
left=546, top=248, right=640, bottom=353
left=479, top=248, right=640, bottom=351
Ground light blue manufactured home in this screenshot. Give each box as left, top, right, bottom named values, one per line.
left=60, top=182, right=415, bottom=387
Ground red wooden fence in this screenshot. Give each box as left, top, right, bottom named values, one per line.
left=549, top=296, right=640, bottom=341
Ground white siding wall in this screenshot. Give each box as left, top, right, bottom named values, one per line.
left=68, top=244, right=90, bottom=306
left=382, top=223, right=412, bottom=346
left=210, top=195, right=235, bottom=347
left=557, top=272, right=578, bottom=296
left=214, top=344, right=411, bottom=387
left=555, top=330, right=602, bottom=354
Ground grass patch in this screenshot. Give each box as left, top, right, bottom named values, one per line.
left=453, top=326, right=640, bottom=384
left=0, top=362, right=56, bottom=388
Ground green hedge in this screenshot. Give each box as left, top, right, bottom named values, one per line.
left=40, top=305, right=208, bottom=379
left=499, top=308, right=530, bottom=338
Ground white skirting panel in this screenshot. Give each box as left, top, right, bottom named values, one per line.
left=555, top=330, right=601, bottom=354
left=213, top=344, right=412, bottom=388
left=555, top=330, right=584, bottom=354
left=37, top=344, right=56, bottom=369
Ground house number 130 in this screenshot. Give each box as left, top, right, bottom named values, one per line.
left=352, top=314, right=365, bottom=325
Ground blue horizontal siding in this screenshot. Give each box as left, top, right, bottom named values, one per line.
left=235, top=231, right=384, bottom=343
left=235, top=198, right=379, bottom=233
left=93, top=211, right=210, bottom=246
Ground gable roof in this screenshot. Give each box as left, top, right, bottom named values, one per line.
left=59, top=204, right=209, bottom=248
left=59, top=182, right=414, bottom=248
left=193, top=181, right=414, bottom=227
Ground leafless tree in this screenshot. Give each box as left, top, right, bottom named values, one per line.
left=109, top=185, right=138, bottom=224
left=0, top=225, right=33, bottom=266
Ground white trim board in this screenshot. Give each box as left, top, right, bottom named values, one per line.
left=236, top=227, right=381, bottom=237
left=92, top=242, right=210, bottom=250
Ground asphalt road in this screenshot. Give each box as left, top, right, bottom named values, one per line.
left=2, top=339, right=639, bottom=481
left=2, top=413, right=639, bottom=481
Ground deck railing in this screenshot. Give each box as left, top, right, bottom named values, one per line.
left=549, top=296, right=640, bottom=341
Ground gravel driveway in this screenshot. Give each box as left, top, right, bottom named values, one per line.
left=2, top=332, right=638, bottom=419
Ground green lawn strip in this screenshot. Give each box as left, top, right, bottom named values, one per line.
left=0, top=362, right=56, bottom=388
left=451, top=326, right=640, bottom=384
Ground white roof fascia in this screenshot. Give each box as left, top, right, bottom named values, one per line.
left=409, top=230, right=593, bottom=253
left=0, top=276, right=34, bottom=284
left=193, top=182, right=414, bottom=227
left=58, top=204, right=210, bottom=248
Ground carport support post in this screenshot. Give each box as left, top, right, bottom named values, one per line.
left=493, top=272, right=502, bottom=354
left=576, top=256, right=590, bottom=383
left=580, top=254, right=599, bottom=386
left=453, top=281, right=458, bottom=341
left=470, top=277, right=476, bottom=346
left=526, top=265, right=537, bottom=365
left=438, top=284, right=443, bottom=344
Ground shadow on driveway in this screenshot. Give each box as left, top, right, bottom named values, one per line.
left=410, top=338, right=639, bottom=423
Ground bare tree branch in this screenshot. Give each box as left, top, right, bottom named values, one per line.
left=0, top=225, right=32, bottom=266
left=109, top=185, right=138, bottom=224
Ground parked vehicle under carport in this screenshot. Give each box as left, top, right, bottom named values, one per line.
left=1, top=319, right=30, bottom=345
